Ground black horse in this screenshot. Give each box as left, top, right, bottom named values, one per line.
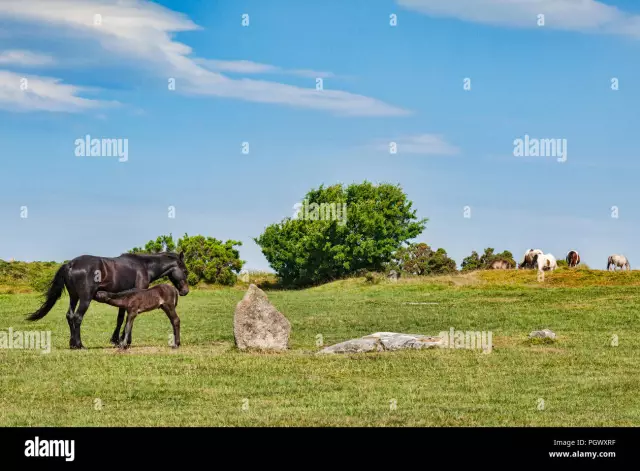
left=26, top=252, right=189, bottom=349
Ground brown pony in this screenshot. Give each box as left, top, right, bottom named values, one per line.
left=566, top=250, right=580, bottom=268
left=489, top=260, right=511, bottom=270
left=94, top=284, right=180, bottom=349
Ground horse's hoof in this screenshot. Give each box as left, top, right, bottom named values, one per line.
left=118, top=343, right=129, bottom=350
left=70, top=344, right=86, bottom=350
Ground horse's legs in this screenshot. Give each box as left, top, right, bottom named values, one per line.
left=161, top=305, right=180, bottom=348
left=111, top=308, right=125, bottom=345
left=119, top=310, right=137, bottom=349
left=66, top=295, right=79, bottom=345
left=69, top=298, right=91, bottom=349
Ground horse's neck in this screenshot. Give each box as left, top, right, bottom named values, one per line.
left=146, top=258, right=173, bottom=281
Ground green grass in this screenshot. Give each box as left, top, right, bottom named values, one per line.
left=0, top=269, right=639, bottom=426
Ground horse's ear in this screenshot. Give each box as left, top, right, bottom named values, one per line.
left=179, top=251, right=184, bottom=261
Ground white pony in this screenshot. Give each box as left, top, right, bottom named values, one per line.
left=519, top=249, right=543, bottom=269
left=607, top=254, right=630, bottom=271
left=533, top=253, right=557, bottom=272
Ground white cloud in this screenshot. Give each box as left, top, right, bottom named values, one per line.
left=0, top=70, right=112, bottom=112
left=0, top=50, right=55, bottom=66
left=196, top=59, right=280, bottom=75
left=397, top=0, right=640, bottom=37
left=196, top=59, right=335, bottom=79
left=373, top=134, right=460, bottom=156
left=0, top=0, right=406, bottom=116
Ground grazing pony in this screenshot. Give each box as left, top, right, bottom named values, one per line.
left=566, top=250, right=580, bottom=268
left=489, top=259, right=511, bottom=270
left=533, top=253, right=557, bottom=272
left=519, top=249, right=543, bottom=269
left=607, top=254, right=630, bottom=271
left=94, top=284, right=180, bottom=349
left=26, top=252, right=189, bottom=349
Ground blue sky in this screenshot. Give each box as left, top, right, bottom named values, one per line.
left=1, top=0, right=639, bottom=270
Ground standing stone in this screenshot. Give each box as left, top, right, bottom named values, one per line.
left=234, top=284, right=291, bottom=351
left=388, top=270, right=398, bottom=283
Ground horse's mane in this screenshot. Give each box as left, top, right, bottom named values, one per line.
left=121, top=252, right=179, bottom=259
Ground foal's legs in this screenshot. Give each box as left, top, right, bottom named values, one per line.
left=161, top=305, right=181, bottom=348
left=119, top=309, right=138, bottom=349
left=118, top=307, right=133, bottom=345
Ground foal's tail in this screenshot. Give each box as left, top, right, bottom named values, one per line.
left=26, top=264, right=67, bottom=321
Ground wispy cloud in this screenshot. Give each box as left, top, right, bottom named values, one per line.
left=371, top=134, right=460, bottom=156
left=196, top=59, right=335, bottom=79
left=0, top=0, right=406, bottom=116
left=397, top=0, right=640, bottom=38
left=0, top=70, right=112, bottom=112
left=0, top=50, right=55, bottom=66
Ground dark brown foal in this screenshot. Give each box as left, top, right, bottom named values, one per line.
left=94, top=284, right=180, bottom=349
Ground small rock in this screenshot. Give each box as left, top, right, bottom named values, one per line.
left=234, top=284, right=291, bottom=351
left=528, top=329, right=556, bottom=340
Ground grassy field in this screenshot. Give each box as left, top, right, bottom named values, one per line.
left=0, top=268, right=639, bottom=426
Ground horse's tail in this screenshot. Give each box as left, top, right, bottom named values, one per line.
left=26, top=264, right=67, bottom=321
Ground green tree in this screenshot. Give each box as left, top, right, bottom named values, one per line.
left=391, top=243, right=456, bottom=275
left=461, top=248, right=516, bottom=271
left=130, top=234, right=176, bottom=254
left=177, top=234, right=244, bottom=286
left=255, top=182, right=427, bottom=286
left=461, top=250, right=483, bottom=271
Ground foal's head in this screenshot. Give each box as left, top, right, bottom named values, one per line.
left=167, top=251, right=190, bottom=296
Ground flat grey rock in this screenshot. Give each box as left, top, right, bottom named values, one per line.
left=318, top=332, right=445, bottom=354
left=528, top=329, right=556, bottom=340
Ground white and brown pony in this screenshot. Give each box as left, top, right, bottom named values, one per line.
left=566, top=250, right=580, bottom=268
left=533, top=253, right=557, bottom=272
left=519, top=249, right=543, bottom=269
left=607, top=254, right=630, bottom=271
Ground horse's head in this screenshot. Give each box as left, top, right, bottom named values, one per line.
left=167, top=251, right=190, bottom=296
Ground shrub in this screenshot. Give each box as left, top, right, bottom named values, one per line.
left=364, top=272, right=382, bottom=284
left=461, top=248, right=516, bottom=271
left=390, top=243, right=457, bottom=276
left=129, top=234, right=244, bottom=286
